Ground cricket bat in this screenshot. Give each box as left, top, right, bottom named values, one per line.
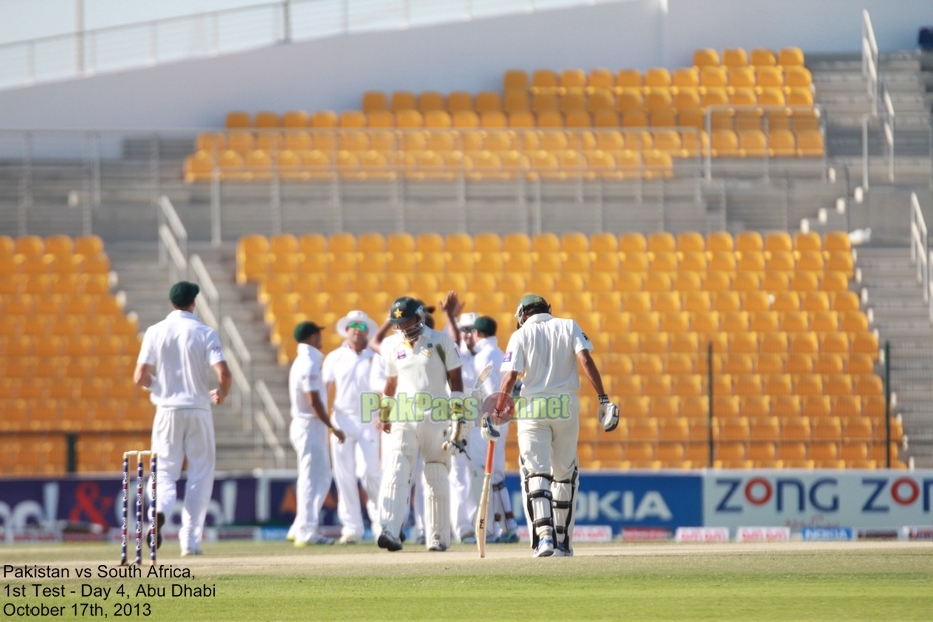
left=476, top=439, right=495, bottom=558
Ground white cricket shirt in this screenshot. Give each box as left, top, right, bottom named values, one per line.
left=501, top=313, right=593, bottom=397
left=322, top=343, right=374, bottom=416
left=382, top=326, right=461, bottom=400
left=289, top=343, right=328, bottom=421
left=370, top=351, right=387, bottom=392
left=459, top=341, right=477, bottom=389
left=137, top=310, right=226, bottom=409
left=471, top=336, right=503, bottom=399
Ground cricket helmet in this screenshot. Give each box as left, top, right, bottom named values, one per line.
left=514, top=294, right=551, bottom=327
left=389, top=296, right=426, bottom=340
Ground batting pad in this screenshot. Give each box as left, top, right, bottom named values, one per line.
left=551, top=468, right=578, bottom=551
left=523, top=468, right=554, bottom=543
left=423, top=461, right=450, bottom=549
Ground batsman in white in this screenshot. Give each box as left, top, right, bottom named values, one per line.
left=322, top=310, right=381, bottom=544
left=465, top=315, right=519, bottom=543
left=492, top=294, right=618, bottom=558
left=133, top=281, right=232, bottom=557
left=448, top=310, right=478, bottom=544
left=376, top=296, right=465, bottom=552
left=287, top=321, right=346, bottom=547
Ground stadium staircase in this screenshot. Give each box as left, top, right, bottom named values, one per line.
left=856, top=246, right=933, bottom=467
left=108, top=240, right=291, bottom=471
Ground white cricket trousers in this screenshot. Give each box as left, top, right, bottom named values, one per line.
left=288, top=417, right=332, bottom=544
left=517, top=404, right=579, bottom=481
left=378, top=420, right=450, bottom=549
left=449, top=448, right=476, bottom=540
left=150, top=406, right=215, bottom=554
left=330, top=415, right=381, bottom=539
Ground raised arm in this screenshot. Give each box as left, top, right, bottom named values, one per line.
left=368, top=319, right=394, bottom=355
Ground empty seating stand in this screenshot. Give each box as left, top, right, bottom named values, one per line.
left=236, top=229, right=900, bottom=471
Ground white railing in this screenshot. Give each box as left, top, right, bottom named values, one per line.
left=189, top=254, right=220, bottom=331
left=862, top=9, right=879, bottom=116
left=157, top=223, right=187, bottom=283
left=255, top=379, right=287, bottom=468
left=909, top=192, right=933, bottom=321
left=0, top=0, right=618, bottom=90
left=703, top=105, right=827, bottom=182
left=157, top=196, right=188, bottom=272
left=221, top=316, right=254, bottom=426
left=881, top=79, right=895, bottom=183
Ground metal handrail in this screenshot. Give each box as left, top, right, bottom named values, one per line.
left=909, top=193, right=932, bottom=320
left=219, top=315, right=254, bottom=426
left=702, top=105, right=827, bottom=181
left=189, top=255, right=220, bottom=330
left=158, top=224, right=187, bottom=282
left=255, top=379, right=287, bottom=431
left=157, top=196, right=188, bottom=274
left=0, top=0, right=609, bottom=90
left=255, top=379, right=287, bottom=468
left=862, top=10, right=879, bottom=115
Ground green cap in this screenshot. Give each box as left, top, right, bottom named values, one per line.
left=169, top=281, right=200, bottom=308
left=294, top=321, right=324, bottom=342
left=519, top=294, right=549, bottom=309
left=472, top=316, right=497, bottom=336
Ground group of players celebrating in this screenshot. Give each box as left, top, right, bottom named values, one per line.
left=287, top=291, right=618, bottom=558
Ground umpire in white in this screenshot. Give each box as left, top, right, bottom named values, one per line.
left=492, top=294, right=618, bottom=558
left=134, top=281, right=232, bottom=557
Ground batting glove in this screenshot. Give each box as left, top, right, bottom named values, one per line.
left=444, top=392, right=468, bottom=453
left=378, top=397, right=394, bottom=424
left=597, top=394, right=619, bottom=433
left=480, top=416, right=500, bottom=443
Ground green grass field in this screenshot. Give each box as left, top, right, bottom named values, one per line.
left=3, top=541, right=932, bottom=621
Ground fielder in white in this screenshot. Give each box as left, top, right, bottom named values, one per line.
left=448, top=311, right=478, bottom=543
left=375, top=296, right=465, bottom=552
left=287, top=321, right=346, bottom=547
left=134, top=281, right=231, bottom=557
left=466, top=315, right=519, bottom=543
left=492, top=294, right=618, bottom=558
left=323, top=310, right=381, bottom=544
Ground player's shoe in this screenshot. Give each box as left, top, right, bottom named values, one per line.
left=533, top=536, right=555, bottom=558
left=180, top=548, right=203, bottom=557
left=377, top=530, right=403, bottom=552
left=500, top=529, right=520, bottom=543
left=338, top=533, right=360, bottom=545
left=553, top=545, right=573, bottom=557
left=295, top=535, right=334, bottom=547
left=460, top=529, right=477, bottom=544
left=428, top=539, right=448, bottom=552
left=147, top=512, right=165, bottom=550
left=286, top=532, right=296, bottom=543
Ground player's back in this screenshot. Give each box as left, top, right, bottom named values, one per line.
left=514, top=315, right=581, bottom=397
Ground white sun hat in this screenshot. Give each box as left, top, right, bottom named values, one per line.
left=457, top=312, right=479, bottom=329
left=336, top=310, right=375, bottom=337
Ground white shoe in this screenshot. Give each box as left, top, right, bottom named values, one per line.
left=295, top=535, right=334, bottom=547
left=181, top=548, right=203, bottom=557
left=553, top=545, right=573, bottom=557
left=428, top=540, right=447, bottom=552
left=338, top=533, right=360, bottom=544
left=533, top=536, right=555, bottom=558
